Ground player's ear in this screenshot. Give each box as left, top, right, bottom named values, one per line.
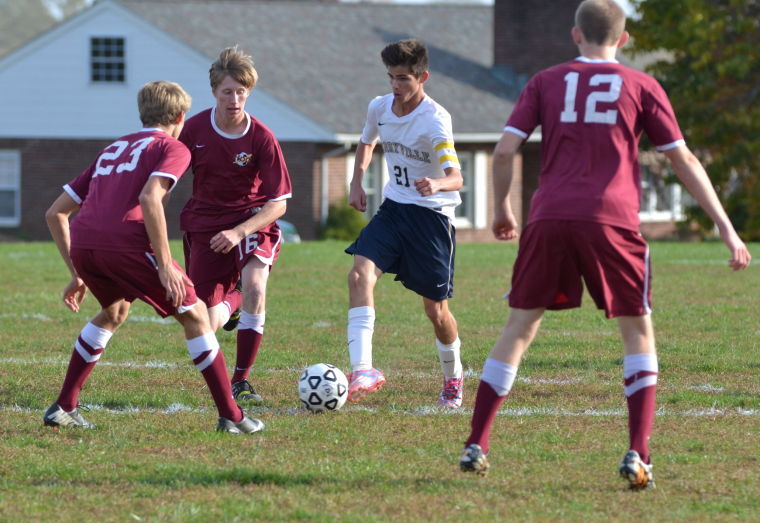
left=419, top=71, right=430, bottom=84
left=571, top=26, right=583, bottom=46
left=617, top=30, right=630, bottom=49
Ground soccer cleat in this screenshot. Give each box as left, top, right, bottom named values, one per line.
left=347, top=368, right=386, bottom=403
left=438, top=376, right=464, bottom=408
left=459, top=443, right=489, bottom=476
left=43, top=402, right=95, bottom=429
left=619, top=450, right=655, bottom=490
left=231, top=379, right=263, bottom=404
left=216, top=413, right=265, bottom=434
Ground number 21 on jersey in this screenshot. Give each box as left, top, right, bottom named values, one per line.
left=560, top=72, right=622, bottom=124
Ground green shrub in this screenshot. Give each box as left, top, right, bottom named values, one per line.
left=320, top=198, right=368, bottom=240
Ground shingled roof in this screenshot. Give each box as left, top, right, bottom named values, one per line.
left=119, top=0, right=518, bottom=140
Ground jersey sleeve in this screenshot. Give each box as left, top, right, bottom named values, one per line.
left=255, top=130, right=292, bottom=201
left=150, top=139, right=191, bottom=190
left=504, top=74, right=541, bottom=138
left=640, top=77, right=685, bottom=151
left=430, top=109, right=460, bottom=171
left=359, top=96, right=383, bottom=145
left=63, top=161, right=97, bottom=204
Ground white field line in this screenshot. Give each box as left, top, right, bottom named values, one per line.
left=3, top=403, right=757, bottom=418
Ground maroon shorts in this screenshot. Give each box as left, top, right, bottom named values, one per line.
left=183, top=222, right=282, bottom=307
left=70, top=247, right=198, bottom=318
left=508, top=220, right=652, bottom=318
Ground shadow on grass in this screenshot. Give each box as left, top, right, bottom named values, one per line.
left=136, top=466, right=327, bottom=487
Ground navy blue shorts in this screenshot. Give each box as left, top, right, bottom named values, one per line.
left=345, top=199, right=456, bottom=301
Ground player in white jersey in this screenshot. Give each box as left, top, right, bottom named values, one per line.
left=345, top=39, right=465, bottom=408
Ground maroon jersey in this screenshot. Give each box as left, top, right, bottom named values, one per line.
left=506, top=57, right=684, bottom=231
left=65, top=129, right=190, bottom=252
left=179, top=108, right=292, bottom=233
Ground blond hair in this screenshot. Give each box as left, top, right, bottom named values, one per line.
left=209, top=45, right=258, bottom=90
left=575, top=0, right=626, bottom=46
left=137, top=81, right=191, bottom=127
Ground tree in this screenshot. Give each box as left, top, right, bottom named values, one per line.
left=628, top=0, right=760, bottom=239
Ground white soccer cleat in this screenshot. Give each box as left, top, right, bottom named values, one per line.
left=619, top=450, right=655, bottom=490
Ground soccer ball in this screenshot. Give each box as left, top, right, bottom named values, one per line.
left=298, top=363, right=348, bottom=413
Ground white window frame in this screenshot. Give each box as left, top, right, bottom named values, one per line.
left=90, top=36, right=126, bottom=83
left=453, top=150, right=487, bottom=229
left=0, top=150, right=21, bottom=227
left=346, top=151, right=387, bottom=219
left=639, top=167, right=685, bottom=222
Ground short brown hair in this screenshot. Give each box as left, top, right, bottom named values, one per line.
left=381, top=39, right=428, bottom=77
left=137, top=81, right=191, bottom=127
left=209, top=45, right=258, bottom=90
left=575, top=0, right=626, bottom=46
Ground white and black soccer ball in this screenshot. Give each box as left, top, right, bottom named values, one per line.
left=298, top=363, right=348, bottom=413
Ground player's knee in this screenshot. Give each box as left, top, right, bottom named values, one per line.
left=348, top=266, right=374, bottom=291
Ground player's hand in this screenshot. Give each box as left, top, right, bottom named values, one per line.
left=158, top=264, right=192, bottom=308
left=414, top=177, right=438, bottom=196
left=210, top=228, right=244, bottom=254
left=725, top=236, right=752, bottom=271
left=62, top=277, right=87, bottom=312
left=492, top=207, right=519, bottom=241
left=348, top=184, right=367, bottom=212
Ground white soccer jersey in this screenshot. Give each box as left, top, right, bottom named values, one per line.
left=360, top=94, right=461, bottom=217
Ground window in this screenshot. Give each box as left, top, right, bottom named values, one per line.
left=454, top=151, right=487, bottom=229
left=455, top=152, right=473, bottom=222
left=360, top=152, right=386, bottom=218
left=90, top=37, right=125, bottom=83
left=0, top=150, right=21, bottom=227
left=639, top=165, right=688, bottom=222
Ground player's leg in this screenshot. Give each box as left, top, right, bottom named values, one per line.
left=174, top=302, right=263, bottom=434
left=230, top=257, right=269, bottom=403
left=422, top=298, right=464, bottom=408
left=44, top=299, right=130, bottom=429
left=346, top=255, right=385, bottom=402
left=460, top=307, right=543, bottom=474
left=617, top=314, right=657, bottom=490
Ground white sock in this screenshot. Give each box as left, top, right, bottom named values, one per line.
left=239, top=311, right=265, bottom=334
left=348, top=306, right=374, bottom=371
left=209, top=302, right=231, bottom=327
left=436, top=337, right=462, bottom=379
left=481, top=357, right=518, bottom=396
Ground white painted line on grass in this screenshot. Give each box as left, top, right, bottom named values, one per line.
left=4, top=404, right=757, bottom=418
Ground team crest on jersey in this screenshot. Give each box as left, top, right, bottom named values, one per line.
left=234, top=152, right=253, bottom=166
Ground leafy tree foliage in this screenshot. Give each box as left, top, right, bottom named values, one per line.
left=628, top=0, right=760, bottom=239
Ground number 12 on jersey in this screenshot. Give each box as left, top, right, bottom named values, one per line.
left=560, top=72, right=622, bottom=125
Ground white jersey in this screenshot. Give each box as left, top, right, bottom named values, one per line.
left=360, top=94, right=461, bottom=218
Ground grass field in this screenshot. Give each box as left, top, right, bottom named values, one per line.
left=0, top=240, right=758, bottom=521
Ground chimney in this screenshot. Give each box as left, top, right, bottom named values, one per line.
left=494, top=0, right=580, bottom=78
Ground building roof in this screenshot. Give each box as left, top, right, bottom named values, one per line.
left=118, top=0, right=518, bottom=141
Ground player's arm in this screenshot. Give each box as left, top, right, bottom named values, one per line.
left=491, top=131, right=524, bottom=241
left=348, top=140, right=376, bottom=212
left=45, top=192, right=88, bottom=312
left=663, top=144, right=751, bottom=270
left=414, top=165, right=463, bottom=196
left=210, top=198, right=287, bottom=254
left=139, top=175, right=192, bottom=307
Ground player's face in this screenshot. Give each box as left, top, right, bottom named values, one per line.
left=387, top=65, right=428, bottom=105
left=213, top=75, right=250, bottom=124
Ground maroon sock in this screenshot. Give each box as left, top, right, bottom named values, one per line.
left=57, top=338, right=104, bottom=411
left=196, top=350, right=240, bottom=421
left=626, top=383, right=657, bottom=463
left=231, top=328, right=263, bottom=383
left=465, top=380, right=508, bottom=454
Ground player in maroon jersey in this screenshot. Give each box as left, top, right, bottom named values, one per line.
left=458, top=0, right=751, bottom=489
left=179, top=46, right=292, bottom=405
left=43, top=81, right=263, bottom=434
